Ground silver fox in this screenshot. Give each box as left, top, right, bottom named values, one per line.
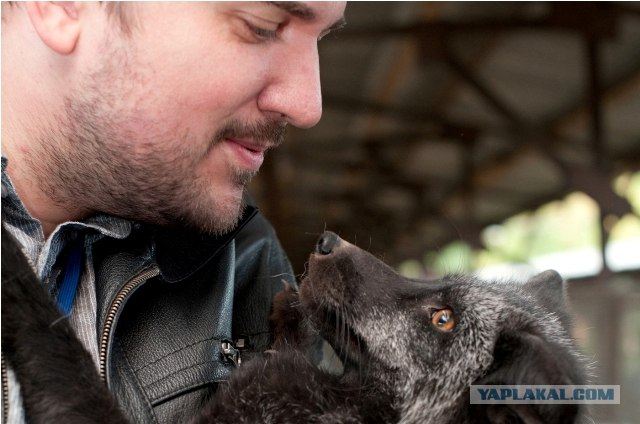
left=1, top=229, right=589, bottom=423
left=298, top=231, right=590, bottom=423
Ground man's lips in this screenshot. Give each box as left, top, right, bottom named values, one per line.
left=224, top=138, right=272, bottom=172
left=230, top=138, right=271, bottom=153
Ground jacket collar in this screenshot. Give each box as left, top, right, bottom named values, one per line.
left=151, top=204, right=258, bottom=284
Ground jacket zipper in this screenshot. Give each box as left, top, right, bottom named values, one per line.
left=221, top=338, right=246, bottom=368
left=2, top=354, right=8, bottom=424
left=99, top=266, right=160, bottom=384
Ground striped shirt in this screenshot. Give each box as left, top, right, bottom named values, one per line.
left=1, top=156, right=133, bottom=423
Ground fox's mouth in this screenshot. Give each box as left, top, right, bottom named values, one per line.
left=298, top=275, right=368, bottom=365
left=300, top=232, right=374, bottom=367
left=313, top=306, right=368, bottom=366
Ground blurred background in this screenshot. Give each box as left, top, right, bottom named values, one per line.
left=249, top=2, right=640, bottom=422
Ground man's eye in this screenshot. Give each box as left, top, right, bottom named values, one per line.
left=245, top=22, right=278, bottom=41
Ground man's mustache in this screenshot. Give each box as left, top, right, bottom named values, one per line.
left=213, top=119, right=287, bottom=151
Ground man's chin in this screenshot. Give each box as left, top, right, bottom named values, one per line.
left=232, top=169, right=258, bottom=188
left=143, top=174, right=250, bottom=235
left=185, top=191, right=247, bottom=236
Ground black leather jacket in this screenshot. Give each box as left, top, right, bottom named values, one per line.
left=93, top=204, right=294, bottom=423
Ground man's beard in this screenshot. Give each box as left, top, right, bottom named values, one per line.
left=30, top=97, right=286, bottom=236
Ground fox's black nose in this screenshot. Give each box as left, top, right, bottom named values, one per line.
left=316, top=232, right=339, bottom=255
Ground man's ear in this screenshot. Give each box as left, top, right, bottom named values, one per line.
left=26, top=2, right=81, bottom=55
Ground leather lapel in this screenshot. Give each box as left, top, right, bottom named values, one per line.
left=152, top=205, right=258, bottom=283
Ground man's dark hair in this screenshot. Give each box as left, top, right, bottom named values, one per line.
left=104, top=2, right=138, bottom=36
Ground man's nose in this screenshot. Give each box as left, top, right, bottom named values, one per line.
left=258, top=45, right=323, bottom=129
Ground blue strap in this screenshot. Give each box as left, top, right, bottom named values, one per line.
left=57, top=236, right=84, bottom=316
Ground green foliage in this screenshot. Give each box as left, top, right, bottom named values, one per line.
left=614, top=171, right=640, bottom=214
left=406, top=172, right=640, bottom=275
left=425, top=241, right=474, bottom=275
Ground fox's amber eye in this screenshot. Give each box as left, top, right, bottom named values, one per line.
left=431, top=308, right=455, bottom=332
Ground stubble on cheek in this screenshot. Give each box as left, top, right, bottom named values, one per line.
left=40, top=93, right=243, bottom=235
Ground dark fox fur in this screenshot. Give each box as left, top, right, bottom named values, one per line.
left=1, top=227, right=128, bottom=423
left=1, top=228, right=588, bottom=423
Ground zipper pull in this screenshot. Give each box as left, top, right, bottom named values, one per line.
left=221, top=338, right=245, bottom=368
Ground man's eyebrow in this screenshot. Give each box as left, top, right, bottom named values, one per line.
left=268, top=1, right=316, bottom=20
left=268, top=1, right=346, bottom=33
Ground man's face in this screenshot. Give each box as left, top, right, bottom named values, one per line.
left=43, top=2, right=346, bottom=234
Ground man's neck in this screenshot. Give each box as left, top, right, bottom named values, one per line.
left=4, top=143, right=84, bottom=238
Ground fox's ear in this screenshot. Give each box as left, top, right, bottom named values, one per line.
left=523, top=270, right=566, bottom=309
left=469, top=331, right=582, bottom=424
left=523, top=269, right=574, bottom=329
